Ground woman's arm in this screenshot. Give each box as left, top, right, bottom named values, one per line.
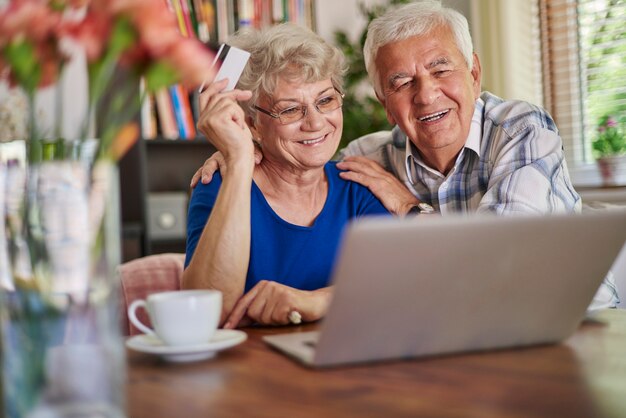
left=182, top=79, right=255, bottom=324
left=224, top=282, right=334, bottom=328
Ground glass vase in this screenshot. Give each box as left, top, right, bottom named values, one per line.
left=0, top=143, right=126, bottom=418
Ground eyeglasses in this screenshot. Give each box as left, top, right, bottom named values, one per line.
left=253, top=90, right=345, bottom=125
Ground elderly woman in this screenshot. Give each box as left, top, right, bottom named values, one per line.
left=182, top=24, right=389, bottom=328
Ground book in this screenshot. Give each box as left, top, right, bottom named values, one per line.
left=169, top=85, right=188, bottom=139
left=238, top=0, right=254, bottom=28
left=139, top=79, right=157, bottom=139
left=170, top=0, right=189, bottom=36
left=216, top=0, right=229, bottom=42
left=169, top=85, right=197, bottom=139
left=255, top=0, right=272, bottom=28
left=193, top=0, right=217, bottom=43
left=178, top=85, right=197, bottom=139
left=272, top=0, right=283, bottom=23
left=185, top=0, right=200, bottom=38
left=227, top=0, right=238, bottom=36
left=154, top=88, right=179, bottom=139
left=179, top=0, right=196, bottom=38
left=141, top=94, right=157, bottom=139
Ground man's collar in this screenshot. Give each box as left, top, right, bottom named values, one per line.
left=465, top=97, right=485, bottom=156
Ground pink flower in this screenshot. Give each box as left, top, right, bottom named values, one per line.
left=161, top=39, right=215, bottom=88
left=62, top=12, right=112, bottom=62
left=104, top=0, right=160, bottom=15
left=108, top=0, right=216, bottom=88
left=79, top=0, right=216, bottom=88
left=133, top=10, right=181, bottom=58
left=606, top=118, right=617, bottom=128
left=37, top=37, right=65, bottom=86
left=0, top=1, right=62, bottom=44
left=0, top=1, right=68, bottom=89
left=48, top=0, right=92, bottom=8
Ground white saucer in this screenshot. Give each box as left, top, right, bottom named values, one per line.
left=126, top=329, right=247, bottom=363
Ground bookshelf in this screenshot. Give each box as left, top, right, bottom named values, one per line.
left=119, top=138, right=216, bottom=261
left=119, top=0, right=317, bottom=261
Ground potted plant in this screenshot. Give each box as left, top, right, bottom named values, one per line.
left=592, top=115, right=626, bottom=186
left=332, top=0, right=412, bottom=151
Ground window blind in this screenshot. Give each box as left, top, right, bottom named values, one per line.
left=539, top=0, right=626, bottom=164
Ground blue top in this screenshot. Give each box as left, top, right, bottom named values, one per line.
left=185, top=162, right=389, bottom=292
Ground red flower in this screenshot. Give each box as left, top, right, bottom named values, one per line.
left=0, top=1, right=62, bottom=44
left=0, top=1, right=68, bottom=89
left=62, top=12, right=112, bottom=62
left=162, top=39, right=215, bottom=88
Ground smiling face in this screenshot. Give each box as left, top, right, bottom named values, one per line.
left=375, top=24, right=481, bottom=173
left=250, top=77, right=343, bottom=172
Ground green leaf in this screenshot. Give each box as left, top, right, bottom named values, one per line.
left=143, top=62, right=179, bottom=92
left=109, top=17, right=137, bottom=55
left=2, top=41, right=40, bottom=93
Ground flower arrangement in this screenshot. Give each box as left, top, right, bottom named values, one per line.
left=591, top=115, right=626, bottom=158
left=0, top=0, right=215, bottom=162
left=0, top=1, right=216, bottom=416
left=0, top=0, right=216, bottom=286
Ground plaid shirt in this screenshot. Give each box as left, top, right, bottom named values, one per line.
left=338, top=92, right=622, bottom=308
left=339, top=91, right=582, bottom=215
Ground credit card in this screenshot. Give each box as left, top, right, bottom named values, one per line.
left=198, top=44, right=251, bottom=93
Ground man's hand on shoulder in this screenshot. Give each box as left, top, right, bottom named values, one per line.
left=336, top=156, right=419, bottom=216
left=190, top=147, right=264, bottom=188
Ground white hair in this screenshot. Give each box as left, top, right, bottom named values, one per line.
left=228, top=23, right=346, bottom=118
left=363, top=1, right=474, bottom=96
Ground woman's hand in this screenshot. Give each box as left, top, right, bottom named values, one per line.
left=223, top=281, right=333, bottom=328
left=197, top=78, right=255, bottom=169
left=336, top=156, right=420, bottom=215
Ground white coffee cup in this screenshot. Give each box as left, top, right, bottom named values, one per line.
left=128, top=290, right=222, bottom=346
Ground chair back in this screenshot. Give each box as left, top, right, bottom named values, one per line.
left=118, top=253, right=185, bottom=335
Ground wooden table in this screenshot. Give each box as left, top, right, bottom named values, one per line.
left=127, top=309, right=626, bottom=418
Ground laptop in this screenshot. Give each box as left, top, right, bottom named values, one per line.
left=263, top=210, right=626, bottom=367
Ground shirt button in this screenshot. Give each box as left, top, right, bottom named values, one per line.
left=441, top=182, right=449, bottom=190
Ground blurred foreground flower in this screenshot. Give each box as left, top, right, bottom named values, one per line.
left=0, top=0, right=216, bottom=290
left=0, top=0, right=216, bottom=161
left=0, top=1, right=216, bottom=416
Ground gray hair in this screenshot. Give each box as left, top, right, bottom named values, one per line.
left=363, top=1, right=474, bottom=96
left=228, top=23, right=346, bottom=118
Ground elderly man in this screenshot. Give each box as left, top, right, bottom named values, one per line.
left=335, top=1, right=580, bottom=217
left=336, top=1, right=619, bottom=307
left=193, top=1, right=618, bottom=307
left=340, top=1, right=617, bottom=307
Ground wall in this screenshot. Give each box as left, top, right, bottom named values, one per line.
left=316, top=0, right=471, bottom=44
left=317, top=0, right=542, bottom=106
left=316, top=0, right=385, bottom=42
left=470, top=0, right=543, bottom=104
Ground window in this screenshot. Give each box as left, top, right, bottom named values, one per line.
left=539, top=0, right=626, bottom=164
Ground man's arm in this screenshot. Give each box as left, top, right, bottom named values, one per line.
left=337, top=156, right=420, bottom=215
left=190, top=129, right=397, bottom=188
left=190, top=147, right=263, bottom=188
left=336, top=128, right=429, bottom=215
left=476, top=125, right=582, bottom=214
